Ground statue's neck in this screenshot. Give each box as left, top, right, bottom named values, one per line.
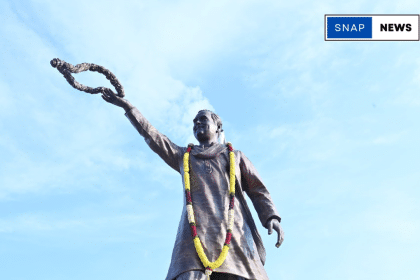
left=197, top=139, right=218, bottom=149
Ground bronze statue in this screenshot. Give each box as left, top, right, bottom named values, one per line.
left=52, top=59, right=284, bottom=280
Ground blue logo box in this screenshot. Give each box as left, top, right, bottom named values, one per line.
left=326, top=17, right=372, bottom=39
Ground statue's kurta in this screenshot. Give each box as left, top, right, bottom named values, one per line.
left=125, top=108, right=281, bottom=280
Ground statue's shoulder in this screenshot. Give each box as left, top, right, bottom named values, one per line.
left=224, top=143, right=245, bottom=160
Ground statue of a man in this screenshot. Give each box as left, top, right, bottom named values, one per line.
left=101, top=91, right=284, bottom=280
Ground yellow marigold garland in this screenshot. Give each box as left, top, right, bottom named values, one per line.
left=183, top=142, right=236, bottom=278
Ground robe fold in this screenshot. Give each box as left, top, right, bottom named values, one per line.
left=125, top=108, right=281, bottom=280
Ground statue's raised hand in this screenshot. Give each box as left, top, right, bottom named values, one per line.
left=101, top=90, right=133, bottom=111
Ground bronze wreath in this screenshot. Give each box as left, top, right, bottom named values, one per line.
left=50, top=58, right=125, bottom=97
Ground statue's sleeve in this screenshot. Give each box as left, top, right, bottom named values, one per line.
left=124, top=107, right=182, bottom=173
left=239, top=151, right=281, bottom=228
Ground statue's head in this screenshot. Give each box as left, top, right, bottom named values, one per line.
left=193, top=110, right=223, bottom=144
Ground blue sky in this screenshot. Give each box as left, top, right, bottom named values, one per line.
left=1, top=1, right=419, bottom=279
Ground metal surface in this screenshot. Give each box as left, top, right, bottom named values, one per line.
left=124, top=108, right=281, bottom=280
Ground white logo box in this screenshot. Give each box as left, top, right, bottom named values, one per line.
left=325, top=14, right=419, bottom=41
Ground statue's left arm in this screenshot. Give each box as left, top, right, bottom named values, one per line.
left=239, top=151, right=284, bottom=247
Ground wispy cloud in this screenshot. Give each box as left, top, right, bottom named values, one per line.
left=1, top=1, right=420, bottom=280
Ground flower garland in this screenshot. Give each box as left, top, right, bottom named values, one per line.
left=183, top=142, right=236, bottom=278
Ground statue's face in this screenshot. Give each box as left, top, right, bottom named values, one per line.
left=193, top=111, right=219, bottom=143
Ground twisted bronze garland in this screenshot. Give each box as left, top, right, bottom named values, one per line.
left=50, top=58, right=125, bottom=97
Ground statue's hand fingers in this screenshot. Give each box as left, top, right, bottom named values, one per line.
left=102, top=90, right=111, bottom=99
left=103, top=89, right=116, bottom=100
left=274, top=224, right=284, bottom=248
left=102, top=93, right=119, bottom=105
left=102, top=94, right=111, bottom=103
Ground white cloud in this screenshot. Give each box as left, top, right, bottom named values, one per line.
left=1, top=1, right=420, bottom=279
left=0, top=0, right=223, bottom=199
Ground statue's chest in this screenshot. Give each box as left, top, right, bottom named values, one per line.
left=189, top=154, right=229, bottom=175
left=187, top=155, right=230, bottom=192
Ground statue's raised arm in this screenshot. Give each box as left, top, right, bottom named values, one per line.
left=103, top=90, right=183, bottom=173
left=101, top=90, right=133, bottom=111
